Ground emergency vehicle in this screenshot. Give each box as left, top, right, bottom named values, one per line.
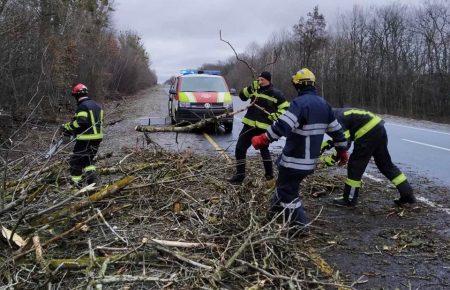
left=168, top=70, right=234, bottom=133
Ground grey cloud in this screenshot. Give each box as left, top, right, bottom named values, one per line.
left=113, top=0, right=423, bottom=82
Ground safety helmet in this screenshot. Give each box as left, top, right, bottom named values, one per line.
left=292, top=68, right=316, bottom=86
left=71, top=83, right=88, bottom=97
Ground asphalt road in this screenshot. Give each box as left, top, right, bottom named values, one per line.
left=218, top=97, right=450, bottom=187
left=146, top=88, right=450, bottom=188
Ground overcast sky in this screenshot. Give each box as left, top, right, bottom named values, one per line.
left=112, top=0, right=423, bottom=83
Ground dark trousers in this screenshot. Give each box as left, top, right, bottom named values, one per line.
left=346, top=126, right=412, bottom=199
left=70, top=140, right=101, bottom=180
left=235, top=124, right=273, bottom=178
left=270, top=166, right=309, bottom=225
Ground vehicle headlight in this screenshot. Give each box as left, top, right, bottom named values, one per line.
left=179, top=102, right=191, bottom=108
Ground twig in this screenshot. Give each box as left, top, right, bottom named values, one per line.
left=219, top=30, right=256, bottom=78
left=156, top=245, right=213, bottom=270
left=96, top=208, right=128, bottom=245
left=151, top=238, right=218, bottom=249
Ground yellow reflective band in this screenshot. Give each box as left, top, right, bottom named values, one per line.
left=71, top=175, right=82, bottom=182
left=345, top=178, right=362, bottom=188
left=241, top=117, right=270, bottom=129
left=64, top=123, right=72, bottom=131
left=76, top=133, right=103, bottom=140
left=344, top=130, right=350, bottom=139
left=100, top=109, right=104, bottom=134
left=254, top=93, right=277, bottom=103
left=76, top=111, right=88, bottom=118
left=84, top=165, right=96, bottom=172
left=392, top=173, right=407, bottom=186
left=278, top=101, right=290, bottom=109
left=89, top=110, right=97, bottom=134
left=355, top=116, right=382, bottom=139
left=242, top=87, right=251, bottom=98
left=343, top=109, right=376, bottom=117
left=72, top=120, right=80, bottom=128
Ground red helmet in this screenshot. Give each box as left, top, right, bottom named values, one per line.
left=71, top=83, right=88, bottom=96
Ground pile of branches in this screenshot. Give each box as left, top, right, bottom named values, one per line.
left=0, top=146, right=353, bottom=289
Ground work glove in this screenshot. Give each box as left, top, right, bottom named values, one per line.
left=335, top=149, right=349, bottom=166
left=320, top=154, right=337, bottom=167
left=60, top=124, right=72, bottom=137
left=268, top=112, right=280, bottom=121
left=248, top=80, right=260, bottom=94
left=320, top=140, right=334, bottom=154
left=251, top=133, right=270, bottom=150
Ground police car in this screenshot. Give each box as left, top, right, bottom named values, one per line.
left=168, top=70, right=235, bottom=133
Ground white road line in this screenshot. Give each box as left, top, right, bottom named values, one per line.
left=363, top=173, right=384, bottom=183
left=402, top=139, right=450, bottom=152
left=416, top=196, right=450, bottom=215
left=386, top=122, right=450, bottom=136
left=364, top=173, right=450, bottom=215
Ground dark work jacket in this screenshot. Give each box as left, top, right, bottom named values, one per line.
left=332, top=108, right=384, bottom=143
left=64, top=97, right=104, bottom=141
left=239, top=84, right=289, bottom=130
left=266, top=87, right=347, bottom=173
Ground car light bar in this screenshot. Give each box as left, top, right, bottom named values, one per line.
left=180, top=69, right=221, bottom=75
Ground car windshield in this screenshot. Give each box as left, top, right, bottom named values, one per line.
left=180, top=76, right=228, bottom=92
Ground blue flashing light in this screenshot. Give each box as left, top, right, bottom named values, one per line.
left=180, top=69, right=197, bottom=75
left=203, top=70, right=221, bottom=75
left=180, top=69, right=221, bottom=76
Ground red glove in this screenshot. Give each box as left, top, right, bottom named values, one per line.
left=251, top=133, right=270, bottom=150
left=336, top=150, right=349, bottom=166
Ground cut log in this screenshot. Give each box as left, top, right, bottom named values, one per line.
left=34, top=176, right=135, bottom=225
left=135, top=104, right=250, bottom=133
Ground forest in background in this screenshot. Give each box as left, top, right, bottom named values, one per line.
left=201, top=2, right=449, bottom=122
left=0, top=0, right=157, bottom=121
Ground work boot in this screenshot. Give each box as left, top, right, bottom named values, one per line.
left=227, top=174, right=245, bottom=185
left=284, top=206, right=310, bottom=238
left=334, top=184, right=359, bottom=207
left=85, top=171, right=100, bottom=185
left=333, top=196, right=357, bottom=207
left=394, top=181, right=416, bottom=206
left=394, top=195, right=416, bottom=206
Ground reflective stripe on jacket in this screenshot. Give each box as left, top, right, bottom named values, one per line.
left=266, top=87, right=347, bottom=173
left=332, top=108, right=383, bottom=142
left=239, top=84, right=289, bottom=130
left=64, top=97, right=104, bottom=141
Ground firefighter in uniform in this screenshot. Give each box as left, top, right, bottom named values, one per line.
left=62, top=83, right=104, bottom=187
left=228, top=71, right=289, bottom=184
left=251, top=68, right=349, bottom=228
left=322, top=108, right=416, bottom=206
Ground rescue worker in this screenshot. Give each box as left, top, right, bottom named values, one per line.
left=322, top=108, right=416, bottom=207
left=62, top=83, right=104, bottom=187
left=228, top=71, right=289, bottom=184
left=251, top=68, right=349, bottom=229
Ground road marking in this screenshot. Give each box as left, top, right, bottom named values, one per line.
left=202, top=133, right=233, bottom=164
left=416, top=196, right=450, bottom=215
left=363, top=173, right=384, bottom=183
left=402, top=139, right=450, bottom=152
left=386, top=122, right=450, bottom=136
left=364, top=171, right=450, bottom=215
